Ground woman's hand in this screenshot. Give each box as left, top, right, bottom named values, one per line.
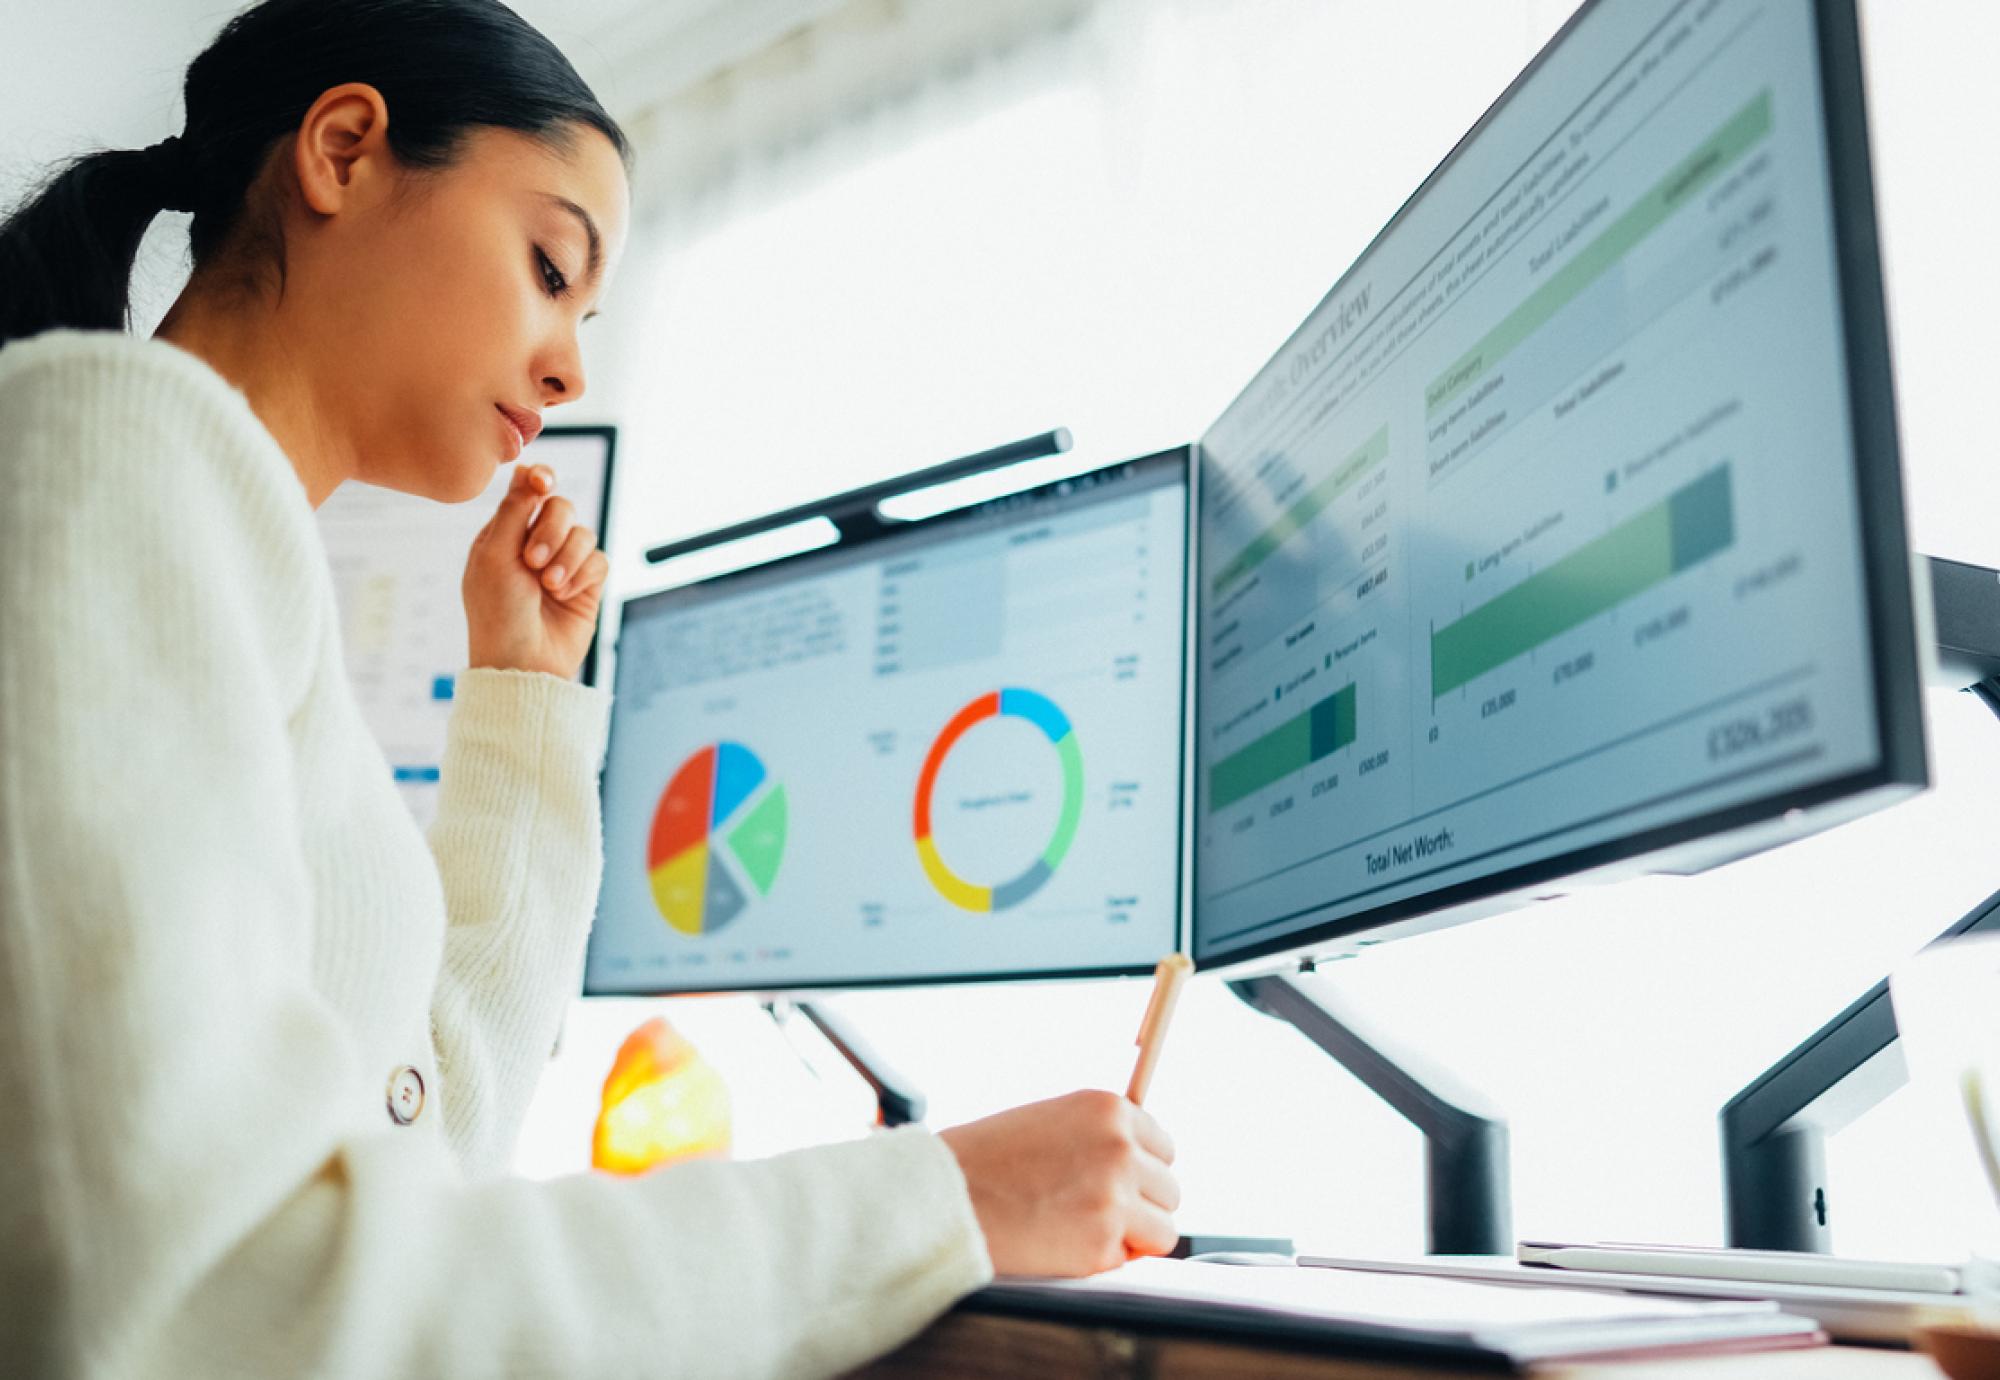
left=463, top=463, right=610, bottom=678
left=938, top=1090, right=1180, bottom=1277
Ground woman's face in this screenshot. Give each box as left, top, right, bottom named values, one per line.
left=290, top=120, right=630, bottom=502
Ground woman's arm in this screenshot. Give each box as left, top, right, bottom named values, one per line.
left=426, top=462, right=619, bottom=1177
left=424, top=666, right=610, bottom=1177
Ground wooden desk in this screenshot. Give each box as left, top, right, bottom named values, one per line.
left=856, top=1309, right=1938, bottom=1378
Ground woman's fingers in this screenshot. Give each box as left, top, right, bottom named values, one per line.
left=1134, top=1147, right=1181, bottom=1214
left=1126, top=1103, right=1176, bottom=1166
left=479, top=462, right=604, bottom=609
left=556, top=549, right=610, bottom=602
left=541, top=524, right=597, bottom=592
left=1123, top=1197, right=1180, bottom=1259
left=521, top=494, right=575, bottom=567
left=472, top=463, right=551, bottom=552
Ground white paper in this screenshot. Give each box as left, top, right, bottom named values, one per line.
left=998, top=1257, right=1779, bottom=1337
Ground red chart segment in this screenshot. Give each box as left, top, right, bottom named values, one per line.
left=649, top=746, right=714, bottom=866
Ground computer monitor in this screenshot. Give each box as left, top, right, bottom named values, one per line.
left=584, top=447, right=1189, bottom=994
left=1191, top=0, right=1925, bottom=971
left=319, top=425, right=617, bottom=829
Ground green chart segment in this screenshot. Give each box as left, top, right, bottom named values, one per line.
left=1425, top=88, right=1774, bottom=417
left=1431, top=464, right=1736, bottom=699
left=1209, top=682, right=1358, bottom=813
left=1212, top=426, right=1390, bottom=597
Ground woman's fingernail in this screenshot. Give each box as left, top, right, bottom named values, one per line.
left=545, top=565, right=566, bottom=587
left=527, top=544, right=549, bottom=566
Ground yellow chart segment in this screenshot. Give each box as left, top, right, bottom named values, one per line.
left=916, top=835, right=992, bottom=912
left=649, top=843, right=709, bottom=936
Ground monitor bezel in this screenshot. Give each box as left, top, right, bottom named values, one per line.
left=1190, top=0, right=1927, bottom=973
left=586, top=445, right=1194, bottom=997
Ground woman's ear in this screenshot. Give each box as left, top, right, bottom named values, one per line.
left=292, top=82, right=392, bottom=217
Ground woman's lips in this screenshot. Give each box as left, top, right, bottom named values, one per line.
left=496, top=402, right=544, bottom=456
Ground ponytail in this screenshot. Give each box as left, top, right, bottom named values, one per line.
left=0, top=140, right=192, bottom=345
left=0, top=0, right=628, bottom=352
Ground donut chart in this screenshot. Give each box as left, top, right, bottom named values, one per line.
left=647, top=742, right=787, bottom=936
left=913, top=688, right=1082, bottom=912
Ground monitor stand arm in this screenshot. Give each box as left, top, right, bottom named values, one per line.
left=763, top=999, right=928, bottom=1128
left=1719, top=883, right=2000, bottom=1250
left=1229, top=973, right=1512, bottom=1255
left=1723, top=561, right=2000, bottom=1249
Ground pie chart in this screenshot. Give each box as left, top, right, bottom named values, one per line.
left=647, top=742, right=787, bottom=936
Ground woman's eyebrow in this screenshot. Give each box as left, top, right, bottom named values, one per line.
left=539, top=193, right=603, bottom=283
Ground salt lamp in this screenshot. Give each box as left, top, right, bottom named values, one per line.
left=591, top=1016, right=731, bottom=1174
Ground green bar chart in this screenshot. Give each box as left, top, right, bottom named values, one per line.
left=1209, top=682, right=1358, bottom=812
left=1431, top=465, right=1735, bottom=698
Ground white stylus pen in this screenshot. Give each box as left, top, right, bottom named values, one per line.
left=1517, top=1240, right=1964, bottom=1295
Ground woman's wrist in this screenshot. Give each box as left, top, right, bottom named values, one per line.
left=467, top=655, right=570, bottom=678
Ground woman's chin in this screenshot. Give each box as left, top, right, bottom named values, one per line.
left=448, top=458, right=501, bottom=503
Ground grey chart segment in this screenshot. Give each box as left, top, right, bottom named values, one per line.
left=992, top=859, right=1056, bottom=911
left=704, top=860, right=749, bottom=933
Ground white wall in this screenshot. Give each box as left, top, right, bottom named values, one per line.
left=1, top=0, right=222, bottom=331
left=1855, top=0, right=2000, bottom=568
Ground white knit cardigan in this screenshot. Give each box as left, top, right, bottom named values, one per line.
left=0, top=330, right=990, bottom=1379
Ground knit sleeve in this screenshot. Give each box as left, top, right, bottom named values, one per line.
left=425, top=666, right=612, bottom=1177
left=0, top=334, right=991, bottom=1380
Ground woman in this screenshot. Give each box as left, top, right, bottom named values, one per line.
left=0, top=1, right=1180, bottom=1375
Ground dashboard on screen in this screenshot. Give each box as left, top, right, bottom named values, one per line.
left=586, top=448, right=1189, bottom=994
left=1192, top=0, right=1923, bottom=969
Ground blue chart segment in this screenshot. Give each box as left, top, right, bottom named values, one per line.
left=712, top=742, right=765, bottom=825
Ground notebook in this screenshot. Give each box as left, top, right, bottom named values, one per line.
left=972, top=1257, right=1825, bottom=1369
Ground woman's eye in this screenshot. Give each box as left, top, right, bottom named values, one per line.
left=535, top=247, right=570, bottom=298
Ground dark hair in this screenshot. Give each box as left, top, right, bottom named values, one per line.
left=0, top=0, right=630, bottom=348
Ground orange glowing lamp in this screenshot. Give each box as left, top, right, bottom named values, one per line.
left=591, top=1016, right=732, bottom=1175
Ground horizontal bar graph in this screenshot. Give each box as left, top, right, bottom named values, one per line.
left=1209, top=682, right=1358, bottom=812
left=1431, top=464, right=1735, bottom=698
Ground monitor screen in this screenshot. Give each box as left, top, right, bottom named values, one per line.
left=1192, top=0, right=1923, bottom=969
left=319, top=426, right=616, bottom=830
left=585, top=448, right=1189, bottom=994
